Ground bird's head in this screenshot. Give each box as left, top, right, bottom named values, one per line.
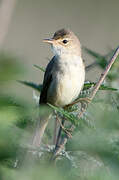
left=43, top=29, right=81, bottom=57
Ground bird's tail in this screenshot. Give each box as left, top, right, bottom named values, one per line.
left=32, top=114, right=51, bottom=147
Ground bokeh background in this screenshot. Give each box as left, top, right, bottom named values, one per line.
left=0, top=1, right=119, bottom=179
left=1, top=0, right=119, bottom=99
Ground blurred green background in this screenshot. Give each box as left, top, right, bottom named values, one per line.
left=0, top=0, right=119, bottom=180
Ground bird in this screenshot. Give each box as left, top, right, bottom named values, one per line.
left=32, top=28, right=85, bottom=147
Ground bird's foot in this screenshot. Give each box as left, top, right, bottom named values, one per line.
left=65, top=97, right=91, bottom=109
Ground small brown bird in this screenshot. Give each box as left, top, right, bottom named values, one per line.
left=32, top=29, right=85, bottom=146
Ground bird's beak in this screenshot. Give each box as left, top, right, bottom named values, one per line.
left=43, top=38, right=54, bottom=44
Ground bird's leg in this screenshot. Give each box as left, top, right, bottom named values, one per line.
left=53, top=111, right=59, bottom=145
left=57, top=97, right=91, bottom=137
left=55, top=117, right=65, bottom=149
left=65, top=97, right=91, bottom=108
left=54, top=97, right=91, bottom=149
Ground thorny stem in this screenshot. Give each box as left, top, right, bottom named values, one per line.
left=51, top=46, right=119, bottom=161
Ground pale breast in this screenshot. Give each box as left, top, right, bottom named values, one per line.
left=47, top=56, right=85, bottom=107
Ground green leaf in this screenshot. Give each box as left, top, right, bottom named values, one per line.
left=83, top=82, right=118, bottom=91
left=33, top=64, right=45, bottom=72
left=48, top=103, right=79, bottom=126
left=18, top=80, right=42, bottom=92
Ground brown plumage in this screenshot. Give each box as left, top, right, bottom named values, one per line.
left=53, top=29, right=70, bottom=40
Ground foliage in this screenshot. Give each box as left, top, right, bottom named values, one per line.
left=0, top=48, right=119, bottom=180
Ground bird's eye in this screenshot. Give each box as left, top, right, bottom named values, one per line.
left=62, top=39, right=68, bottom=44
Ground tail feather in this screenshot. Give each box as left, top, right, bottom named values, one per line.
left=32, top=115, right=51, bottom=147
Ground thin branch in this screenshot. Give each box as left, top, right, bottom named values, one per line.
left=0, top=0, right=16, bottom=47
left=51, top=46, right=119, bottom=161
left=90, top=46, right=119, bottom=100
left=85, top=62, right=97, bottom=71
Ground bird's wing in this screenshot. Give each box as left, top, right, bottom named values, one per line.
left=39, top=56, right=56, bottom=104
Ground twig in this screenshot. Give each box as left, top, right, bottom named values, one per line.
left=0, top=0, right=16, bottom=47
left=51, top=46, right=119, bottom=161
left=90, top=47, right=119, bottom=100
